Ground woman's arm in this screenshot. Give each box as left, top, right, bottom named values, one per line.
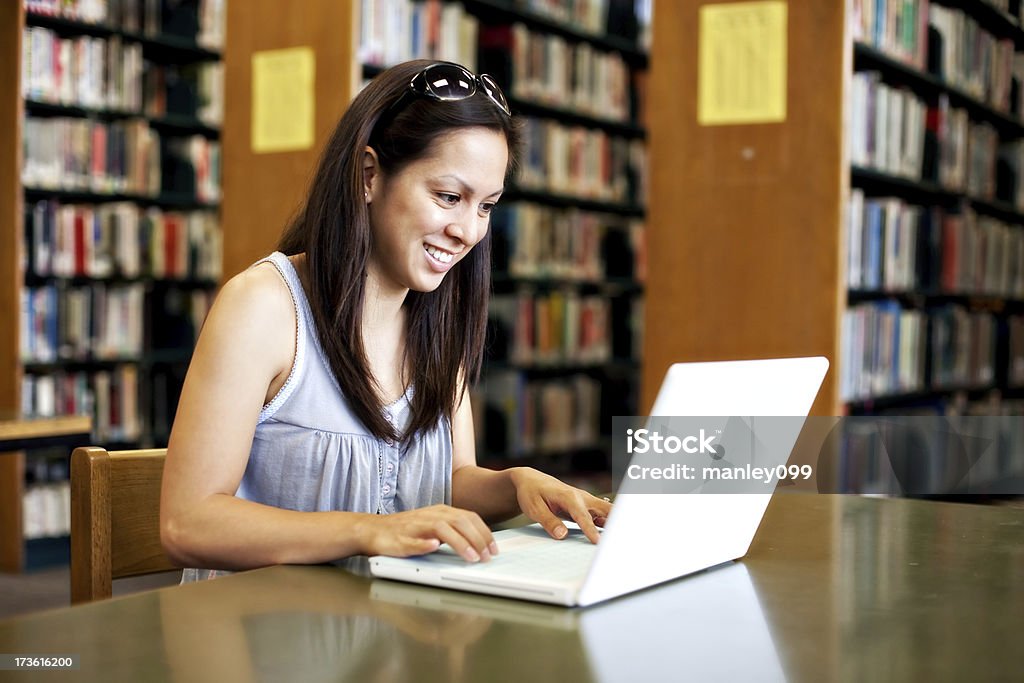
left=160, top=264, right=372, bottom=568
left=161, top=265, right=493, bottom=569
left=449, top=388, right=612, bottom=544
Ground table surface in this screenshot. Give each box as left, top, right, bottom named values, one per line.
left=0, top=494, right=1021, bottom=682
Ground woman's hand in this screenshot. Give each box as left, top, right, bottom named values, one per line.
left=357, top=504, right=498, bottom=563
left=509, top=468, right=612, bottom=544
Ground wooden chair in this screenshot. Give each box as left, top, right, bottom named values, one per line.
left=70, top=447, right=177, bottom=604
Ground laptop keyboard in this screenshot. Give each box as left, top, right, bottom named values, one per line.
left=459, top=529, right=598, bottom=582
left=401, top=526, right=600, bottom=583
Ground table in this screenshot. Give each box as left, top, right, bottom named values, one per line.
left=0, top=415, right=92, bottom=572
left=0, top=415, right=92, bottom=452
left=0, top=495, right=1021, bottom=682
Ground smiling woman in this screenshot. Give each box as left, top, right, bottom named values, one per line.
left=364, top=128, right=508, bottom=293
left=159, top=60, right=613, bottom=581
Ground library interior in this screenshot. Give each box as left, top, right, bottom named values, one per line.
left=0, top=0, right=1022, bottom=681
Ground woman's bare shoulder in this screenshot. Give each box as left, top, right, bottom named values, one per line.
left=217, top=260, right=294, bottom=319
left=199, top=262, right=296, bottom=374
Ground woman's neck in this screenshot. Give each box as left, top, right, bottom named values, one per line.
left=361, top=276, right=410, bottom=402
left=361, top=269, right=408, bottom=334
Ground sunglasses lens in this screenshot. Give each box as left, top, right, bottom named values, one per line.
left=480, top=74, right=510, bottom=115
left=424, top=65, right=476, bottom=100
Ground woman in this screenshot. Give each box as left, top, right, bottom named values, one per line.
left=160, top=60, right=612, bottom=578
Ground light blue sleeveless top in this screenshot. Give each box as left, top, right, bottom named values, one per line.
left=181, top=252, right=453, bottom=582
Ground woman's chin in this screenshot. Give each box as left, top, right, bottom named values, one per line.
left=408, top=272, right=447, bottom=293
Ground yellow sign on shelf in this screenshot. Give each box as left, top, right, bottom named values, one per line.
left=698, top=1, right=788, bottom=126
left=251, top=47, right=316, bottom=153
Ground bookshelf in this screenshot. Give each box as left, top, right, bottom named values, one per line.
left=645, top=0, right=1024, bottom=494
left=0, top=0, right=225, bottom=571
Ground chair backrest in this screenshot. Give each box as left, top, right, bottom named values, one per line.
left=70, top=446, right=176, bottom=604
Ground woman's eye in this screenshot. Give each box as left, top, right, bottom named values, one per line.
left=438, top=193, right=459, bottom=206
left=479, top=202, right=496, bottom=215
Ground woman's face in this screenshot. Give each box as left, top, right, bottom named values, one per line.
left=366, top=126, right=509, bottom=295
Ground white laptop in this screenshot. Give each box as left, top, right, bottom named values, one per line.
left=369, top=356, right=829, bottom=606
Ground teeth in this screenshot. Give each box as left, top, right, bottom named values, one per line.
left=424, top=245, right=454, bottom=264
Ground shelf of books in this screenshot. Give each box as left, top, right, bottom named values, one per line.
left=358, top=0, right=650, bottom=486
left=842, top=0, right=1024, bottom=492
left=644, top=1, right=1024, bottom=498
left=2, top=0, right=226, bottom=570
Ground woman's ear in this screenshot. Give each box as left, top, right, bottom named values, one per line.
left=363, top=146, right=380, bottom=203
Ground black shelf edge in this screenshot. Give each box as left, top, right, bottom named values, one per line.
left=970, top=195, right=1024, bottom=223
left=24, top=187, right=220, bottom=210
left=505, top=97, right=645, bottom=138
left=25, top=99, right=140, bottom=120
left=853, top=42, right=1024, bottom=137
left=492, top=273, right=644, bottom=293
left=146, top=349, right=195, bottom=365
left=845, top=384, right=1001, bottom=412
left=484, top=359, right=640, bottom=375
left=479, top=440, right=609, bottom=466
left=24, top=100, right=221, bottom=138
left=24, top=12, right=222, bottom=61
left=849, top=165, right=1024, bottom=224
left=23, top=350, right=193, bottom=372
left=146, top=114, right=221, bottom=138
left=462, top=0, right=648, bottom=65
left=126, top=32, right=221, bottom=61
left=504, top=187, right=645, bottom=216
left=24, top=273, right=218, bottom=289
left=2, top=432, right=90, bottom=452
left=24, top=11, right=117, bottom=38
left=850, top=163, right=948, bottom=196
left=847, top=289, right=1024, bottom=309
left=23, top=358, right=142, bottom=372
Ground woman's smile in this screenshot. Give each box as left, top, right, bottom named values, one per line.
left=424, top=243, right=457, bottom=268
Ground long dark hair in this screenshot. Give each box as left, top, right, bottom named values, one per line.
left=278, top=60, right=520, bottom=444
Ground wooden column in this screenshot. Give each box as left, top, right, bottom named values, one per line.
left=0, top=1, right=25, bottom=572
left=221, top=0, right=360, bottom=280
left=642, top=0, right=848, bottom=416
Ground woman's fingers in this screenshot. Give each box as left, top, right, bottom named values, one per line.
left=432, top=516, right=491, bottom=565
left=382, top=496, right=611, bottom=562
left=398, top=506, right=494, bottom=563
left=562, top=494, right=601, bottom=544
left=397, top=536, right=441, bottom=556
left=445, top=511, right=496, bottom=561
left=520, top=495, right=570, bottom=540
left=533, top=491, right=613, bottom=542
left=588, top=495, right=613, bottom=528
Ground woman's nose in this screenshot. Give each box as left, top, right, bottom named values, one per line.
left=445, top=209, right=486, bottom=246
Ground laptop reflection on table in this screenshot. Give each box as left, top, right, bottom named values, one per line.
left=371, top=562, right=787, bottom=681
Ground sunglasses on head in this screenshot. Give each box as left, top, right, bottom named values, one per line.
left=388, top=62, right=512, bottom=118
